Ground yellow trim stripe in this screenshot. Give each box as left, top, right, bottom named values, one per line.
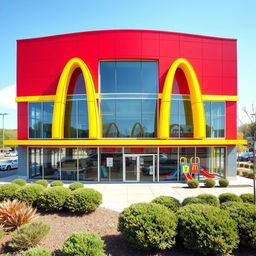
left=159, top=58, right=206, bottom=139
left=4, top=139, right=247, bottom=146
left=16, top=94, right=238, bottom=102
left=202, top=95, right=238, bottom=101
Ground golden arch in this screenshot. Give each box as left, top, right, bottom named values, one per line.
left=159, top=58, right=206, bottom=139
left=131, top=122, right=145, bottom=137
left=52, top=58, right=100, bottom=139
left=105, top=122, right=120, bottom=137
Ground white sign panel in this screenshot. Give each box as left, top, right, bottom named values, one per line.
left=106, top=157, right=113, bottom=167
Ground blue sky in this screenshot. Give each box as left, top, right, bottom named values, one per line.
left=0, top=0, right=255, bottom=129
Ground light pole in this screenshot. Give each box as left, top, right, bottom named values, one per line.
left=251, top=113, right=256, bottom=204
left=0, top=113, right=8, bottom=156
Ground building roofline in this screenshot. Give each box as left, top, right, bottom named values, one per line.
left=17, top=29, right=237, bottom=43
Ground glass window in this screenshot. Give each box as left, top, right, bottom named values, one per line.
left=43, top=148, right=60, bottom=180
left=78, top=100, right=88, bottom=138
left=213, top=147, right=225, bottom=178
left=29, top=103, right=42, bottom=138
left=100, top=62, right=116, bottom=93
left=29, top=148, right=43, bottom=179
left=43, top=102, right=53, bottom=138
left=60, top=148, right=78, bottom=180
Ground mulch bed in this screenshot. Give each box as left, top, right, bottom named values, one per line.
left=0, top=207, right=256, bottom=255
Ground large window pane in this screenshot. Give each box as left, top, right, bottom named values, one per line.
left=78, top=100, right=88, bottom=138
left=142, top=100, right=157, bottom=137
left=29, top=103, right=42, bottom=138
left=29, top=148, right=43, bottom=179
left=43, top=102, right=53, bottom=138
left=179, top=100, right=193, bottom=138
left=64, top=101, right=77, bottom=138
left=43, top=148, right=60, bottom=180
left=141, top=62, right=158, bottom=93
left=100, top=62, right=116, bottom=93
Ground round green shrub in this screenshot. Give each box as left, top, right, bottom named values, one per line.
left=0, top=183, right=21, bottom=201
left=9, top=221, right=51, bottom=250
left=187, top=179, right=199, bottom=188
left=36, top=187, right=71, bottom=211
left=0, top=226, right=5, bottom=241
left=204, top=178, right=216, bottom=188
left=219, top=179, right=229, bottom=187
left=68, top=182, right=84, bottom=191
left=50, top=181, right=64, bottom=187
left=65, top=188, right=102, bottom=213
left=177, top=204, right=239, bottom=255
left=221, top=201, right=256, bottom=248
left=11, top=179, right=26, bottom=186
left=19, top=248, right=52, bottom=256
left=197, top=194, right=220, bottom=207
left=219, top=193, right=242, bottom=204
left=182, top=197, right=202, bottom=206
left=14, top=184, right=45, bottom=205
left=35, top=179, right=49, bottom=188
left=240, top=193, right=254, bottom=204
left=248, top=173, right=255, bottom=179
left=242, top=170, right=249, bottom=177
left=118, top=202, right=178, bottom=250
left=61, top=231, right=106, bottom=256
left=152, top=196, right=180, bottom=212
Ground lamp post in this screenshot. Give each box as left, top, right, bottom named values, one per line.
left=0, top=113, right=8, bottom=156
left=251, top=113, right=256, bottom=204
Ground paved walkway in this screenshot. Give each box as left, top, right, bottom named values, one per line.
left=0, top=175, right=254, bottom=212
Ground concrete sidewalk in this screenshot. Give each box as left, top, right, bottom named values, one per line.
left=0, top=175, right=254, bottom=212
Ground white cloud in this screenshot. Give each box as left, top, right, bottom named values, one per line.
left=0, top=84, right=16, bottom=110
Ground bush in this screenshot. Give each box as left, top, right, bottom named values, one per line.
left=0, top=184, right=21, bottom=201
left=50, top=181, right=64, bottom=187
left=204, top=179, right=215, bottom=188
left=118, top=202, right=178, bottom=250
left=177, top=204, right=239, bottom=255
left=0, top=226, right=4, bottom=241
left=240, top=193, right=254, bottom=204
left=187, top=179, right=199, bottom=188
left=0, top=200, right=38, bottom=231
left=68, top=182, right=84, bottom=191
left=9, top=221, right=50, bottom=250
left=221, top=201, right=256, bottom=248
left=182, top=197, right=202, bottom=206
left=242, top=170, right=249, bottom=177
left=197, top=194, right=220, bottom=207
left=61, top=231, right=106, bottom=256
left=19, top=248, right=52, bottom=256
left=248, top=173, right=255, bottom=179
left=219, top=179, right=229, bottom=187
left=36, top=187, right=71, bottom=211
left=65, top=188, right=102, bottom=213
left=219, top=193, right=242, bottom=204
left=11, top=179, right=26, bottom=186
left=152, top=196, right=180, bottom=212
left=35, top=180, right=49, bottom=188
left=14, top=184, right=44, bottom=205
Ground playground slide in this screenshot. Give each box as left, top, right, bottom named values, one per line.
left=183, top=173, right=193, bottom=181
left=165, top=170, right=178, bottom=180
left=200, top=169, right=215, bottom=178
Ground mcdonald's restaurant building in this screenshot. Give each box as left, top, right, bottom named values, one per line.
left=5, top=29, right=246, bottom=182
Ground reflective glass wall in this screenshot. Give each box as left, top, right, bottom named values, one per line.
left=100, top=61, right=158, bottom=138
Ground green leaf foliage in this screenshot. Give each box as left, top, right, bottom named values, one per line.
left=152, top=196, right=180, bottom=212
left=177, top=204, right=239, bottom=255
left=204, top=179, right=215, bottom=188
left=218, top=179, right=229, bottom=187
left=240, top=193, right=254, bottom=204
left=35, top=180, right=49, bottom=188
left=11, top=179, right=26, bottom=186
left=0, top=184, right=20, bottom=201
left=50, top=181, right=64, bottom=187
left=19, top=248, right=52, bottom=256
left=118, top=202, right=178, bottom=250
left=219, top=193, right=242, bottom=204
left=197, top=194, right=220, bottom=207
left=68, top=182, right=84, bottom=191
left=187, top=179, right=199, bottom=188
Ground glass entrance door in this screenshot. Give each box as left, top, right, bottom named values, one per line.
left=124, top=155, right=155, bottom=182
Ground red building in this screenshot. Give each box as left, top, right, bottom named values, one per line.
left=5, top=29, right=245, bottom=182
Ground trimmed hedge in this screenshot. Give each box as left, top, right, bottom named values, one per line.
left=9, top=221, right=50, bottom=250
left=182, top=197, right=202, bottom=206
left=240, top=193, right=254, bottom=204
left=204, top=179, right=215, bottom=188
left=65, top=188, right=102, bottom=213
left=35, top=180, right=49, bottom=188
left=50, top=181, right=64, bottom=187
left=14, top=184, right=45, bottom=205
left=219, top=193, right=242, bottom=204
left=219, top=179, right=229, bottom=187
left=152, top=196, right=180, bottom=212
left=118, top=202, right=178, bottom=250
left=61, top=231, right=107, bottom=256
left=0, top=184, right=21, bottom=201
left=11, top=179, right=26, bottom=186
left=36, top=187, right=71, bottom=211
left=187, top=180, right=199, bottom=188
left=68, top=182, right=84, bottom=191
left=197, top=194, right=220, bottom=207
left=221, top=202, right=256, bottom=248
left=19, top=248, right=52, bottom=256
left=177, top=204, right=239, bottom=255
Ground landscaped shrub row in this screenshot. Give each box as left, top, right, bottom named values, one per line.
left=187, top=178, right=229, bottom=188
left=0, top=183, right=102, bottom=213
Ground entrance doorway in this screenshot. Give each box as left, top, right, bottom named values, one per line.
left=124, top=154, right=155, bottom=182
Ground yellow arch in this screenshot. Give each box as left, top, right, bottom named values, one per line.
left=159, top=58, right=206, bottom=139
left=131, top=122, right=145, bottom=137
left=52, top=58, right=100, bottom=139
left=105, top=122, right=120, bottom=137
